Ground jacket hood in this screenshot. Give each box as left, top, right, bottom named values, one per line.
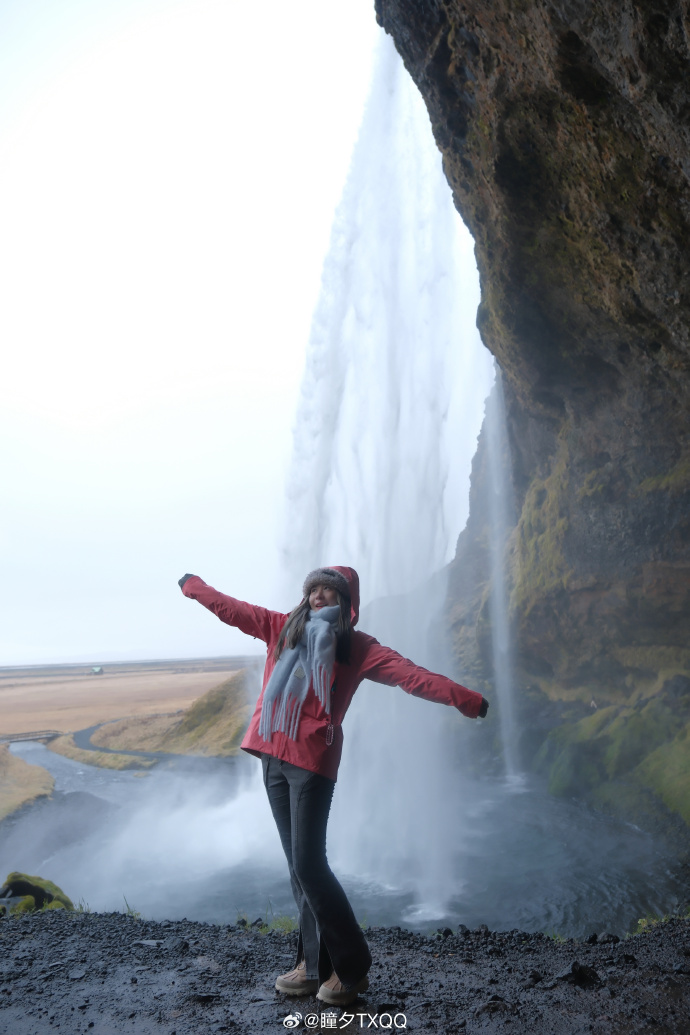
left=329, top=565, right=360, bottom=626
left=302, top=565, right=360, bottom=626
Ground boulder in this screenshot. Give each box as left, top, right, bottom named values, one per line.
left=0, top=872, right=74, bottom=914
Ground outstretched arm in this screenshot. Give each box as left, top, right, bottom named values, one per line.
left=359, top=637, right=488, bottom=718
left=178, top=575, right=285, bottom=645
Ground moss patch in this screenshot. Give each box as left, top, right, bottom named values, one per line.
left=536, top=699, right=687, bottom=805
left=637, top=456, right=690, bottom=495
left=512, top=434, right=573, bottom=615
left=0, top=872, right=73, bottom=914
left=637, top=725, right=690, bottom=825
left=603, top=699, right=679, bottom=778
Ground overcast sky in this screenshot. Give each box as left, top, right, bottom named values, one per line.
left=1, top=0, right=491, bottom=667
left=1, top=0, right=387, bottom=665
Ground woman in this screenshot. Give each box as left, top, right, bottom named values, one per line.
left=179, top=566, right=488, bottom=1006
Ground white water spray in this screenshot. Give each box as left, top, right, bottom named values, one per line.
left=485, top=372, right=520, bottom=780
left=281, top=35, right=493, bottom=919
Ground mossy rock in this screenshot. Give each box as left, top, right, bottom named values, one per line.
left=637, top=456, right=690, bottom=495
left=11, top=896, right=37, bottom=915
left=543, top=736, right=608, bottom=797
left=636, top=724, right=690, bottom=826
left=512, top=433, right=573, bottom=615
left=534, top=695, right=690, bottom=837
left=534, top=705, right=614, bottom=789
left=0, top=872, right=74, bottom=912
left=602, top=699, right=678, bottom=779
left=535, top=699, right=686, bottom=794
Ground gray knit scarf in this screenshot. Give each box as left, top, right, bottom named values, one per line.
left=258, top=605, right=340, bottom=742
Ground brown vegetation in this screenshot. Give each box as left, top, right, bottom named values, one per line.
left=0, top=744, right=54, bottom=821
left=47, top=735, right=155, bottom=771
left=90, top=713, right=181, bottom=752
left=0, top=660, right=245, bottom=736
left=90, top=670, right=252, bottom=758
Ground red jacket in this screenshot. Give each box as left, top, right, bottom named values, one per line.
left=182, top=567, right=483, bottom=781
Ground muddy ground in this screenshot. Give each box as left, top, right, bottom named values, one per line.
left=1, top=911, right=690, bottom=1035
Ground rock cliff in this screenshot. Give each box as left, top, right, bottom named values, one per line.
left=376, top=1, right=690, bottom=831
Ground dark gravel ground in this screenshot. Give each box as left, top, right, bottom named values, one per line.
left=1, top=911, right=690, bottom=1035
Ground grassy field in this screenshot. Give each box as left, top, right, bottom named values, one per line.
left=90, top=670, right=252, bottom=757
left=0, top=658, right=259, bottom=807
left=0, top=744, right=55, bottom=820
left=0, top=657, right=257, bottom=736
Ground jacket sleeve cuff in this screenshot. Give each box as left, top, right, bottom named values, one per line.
left=181, top=575, right=206, bottom=598
left=463, top=689, right=485, bottom=719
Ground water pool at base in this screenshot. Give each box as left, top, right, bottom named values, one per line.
left=5, top=741, right=687, bottom=939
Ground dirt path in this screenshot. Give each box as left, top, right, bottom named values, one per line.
left=1, top=911, right=690, bottom=1034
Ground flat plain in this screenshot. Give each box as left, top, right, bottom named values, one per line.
left=0, top=657, right=260, bottom=736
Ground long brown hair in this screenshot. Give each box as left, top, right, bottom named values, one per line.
left=274, top=591, right=352, bottom=664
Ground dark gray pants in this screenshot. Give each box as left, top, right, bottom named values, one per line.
left=261, top=753, right=372, bottom=987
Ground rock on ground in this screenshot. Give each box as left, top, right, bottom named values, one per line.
left=1, top=912, right=690, bottom=1033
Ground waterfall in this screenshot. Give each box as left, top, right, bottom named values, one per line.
left=281, top=35, right=494, bottom=919
left=485, top=372, right=520, bottom=780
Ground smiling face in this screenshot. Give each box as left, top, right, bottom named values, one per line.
left=308, top=584, right=339, bottom=610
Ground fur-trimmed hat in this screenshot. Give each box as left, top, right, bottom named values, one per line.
left=303, top=567, right=351, bottom=601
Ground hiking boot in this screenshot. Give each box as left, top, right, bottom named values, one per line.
left=316, top=972, right=369, bottom=1005
left=275, top=960, right=319, bottom=996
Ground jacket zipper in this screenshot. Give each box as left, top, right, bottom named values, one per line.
left=326, top=680, right=336, bottom=746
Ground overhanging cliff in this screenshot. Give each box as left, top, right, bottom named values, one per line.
left=376, top=1, right=690, bottom=829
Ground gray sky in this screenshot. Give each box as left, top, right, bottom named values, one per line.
left=1, top=0, right=380, bottom=664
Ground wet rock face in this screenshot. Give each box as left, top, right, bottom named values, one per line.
left=377, top=1, right=690, bottom=822
left=376, top=1, right=690, bottom=400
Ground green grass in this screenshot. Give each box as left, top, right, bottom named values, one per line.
left=122, top=895, right=141, bottom=919
left=634, top=905, right=690, bottom=935
left=263, top=914, right=298, bottom=934
left=636, top=725, right=690, bottom=824
left=235, top=902, right=298, bottom=935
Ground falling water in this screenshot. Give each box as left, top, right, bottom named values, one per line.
left=3, top=40, right=687, bottom=942
left=485, top=372, right=520, bottom=779
left=281, top=35, right=494, bottom=919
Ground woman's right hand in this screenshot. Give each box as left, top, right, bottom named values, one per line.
left=178, top=574, right=196, bottom=590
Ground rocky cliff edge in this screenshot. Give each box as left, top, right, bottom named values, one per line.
left=376, top=0, right=690, bottom=832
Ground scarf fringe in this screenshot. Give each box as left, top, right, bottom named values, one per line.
left=259, top=606, right=339, bottom=743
